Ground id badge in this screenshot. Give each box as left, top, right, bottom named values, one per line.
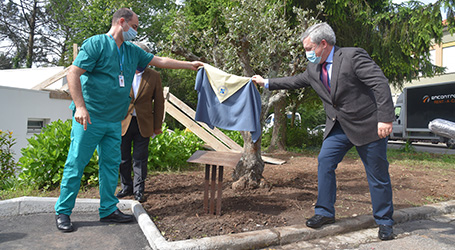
left=119, top=75, right=125, bottom=87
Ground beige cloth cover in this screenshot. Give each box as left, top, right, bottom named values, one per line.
left=201, top=63, right=251, bottom=103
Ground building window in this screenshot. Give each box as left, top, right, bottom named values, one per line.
left=27, top=119, right=49, bottom=134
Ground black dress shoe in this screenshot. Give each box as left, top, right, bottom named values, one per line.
left=306, top=214, right=335, bottom=228
left=116, top=189, right=133, bottom=198
left=378, top=224, right=395, bottom=240
left=55, top=214, right=74, bottom=232
left=100, top=209, right=134, bottom=223
left=134, top=192, right=146, bottom=202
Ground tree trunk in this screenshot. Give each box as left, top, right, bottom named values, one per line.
left=232, top=131, right=264, bottom=190
left=229, top=35, right=267, bottom=190
left=25, top=0, right=38, bottom=68
left=269, top=92, right=287, bottom=152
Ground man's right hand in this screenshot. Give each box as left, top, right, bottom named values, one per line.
left=252, top=75, right=265, bottom=87
left=74, top=107, right=91, bottom=131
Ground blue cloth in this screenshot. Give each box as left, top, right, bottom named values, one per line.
left=315, top=122, right=394, bottom=226
left=195, top=68, right=262, bottom=143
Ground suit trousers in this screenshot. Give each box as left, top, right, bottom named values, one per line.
left=119, top=116, right=150, bottom=194
left=315, top=122, right=394, bottom=226
left=55, top=116, right=121, bottom=218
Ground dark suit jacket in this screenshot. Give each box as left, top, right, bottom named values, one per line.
left=269, top=46, right=395, bottom=146
left=122, top=68, right=165, bottom=138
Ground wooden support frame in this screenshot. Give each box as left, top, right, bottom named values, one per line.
left=163, top=87, right=243, bottom=152
left=188, top=150, right=242, bottom=215
left=31, top=67, right=70, bottom=91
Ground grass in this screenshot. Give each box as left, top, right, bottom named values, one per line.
left=306, top=145, right=455, bottom=170
left=387, top=149, right=455, bottom=169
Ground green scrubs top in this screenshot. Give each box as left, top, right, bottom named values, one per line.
left=71, top=34, right=154, bottom=122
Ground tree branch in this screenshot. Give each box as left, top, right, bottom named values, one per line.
left=170, top=41, right=206, bottom=62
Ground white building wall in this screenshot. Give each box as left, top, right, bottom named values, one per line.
left=0, top=86, right=72, bottom=162
left=0, top=66, right=66, bottom=89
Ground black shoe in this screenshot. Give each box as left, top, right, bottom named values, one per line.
left=306, top=214, right=335, bottom=228
left=378, top=224, right=395, bottom=240
left=116, top=189, right=133, bottom=198
left=100, top=209, right=134, bottom=223
left=134, top=192, right=146, bottom=202
left=55, top=214, right=74, bottom=232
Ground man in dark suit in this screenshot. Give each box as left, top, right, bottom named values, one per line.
left=252, top=22, right=395, bottom=241
left=116, top=42, right=165, bottom=202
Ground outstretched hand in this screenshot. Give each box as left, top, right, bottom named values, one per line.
left=251, top=75, right=265, bottom=87
left=190, top=61, right=204, bottom=71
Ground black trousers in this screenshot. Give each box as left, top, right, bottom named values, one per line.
left=119, top=117, right=150, bottom=194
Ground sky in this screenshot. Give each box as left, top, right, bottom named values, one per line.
left=393, top=0, right=447, bottom=19
left=393, top=0, right=436, bottom=4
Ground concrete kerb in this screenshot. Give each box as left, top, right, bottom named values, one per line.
left=0, top=196, right=132, bottom=217
left=133, top=199, right=455, bottom=250
left=2, top=197, right=455, bottom=250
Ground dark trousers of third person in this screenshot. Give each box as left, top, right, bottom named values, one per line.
left=119, top=116, right=150, bottom=195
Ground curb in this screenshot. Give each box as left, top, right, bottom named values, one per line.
left=0, top=196, right=132, bottom=217
left=132, top=199, right=455, bottom=250
left=1, top=197, right=455, bottom=250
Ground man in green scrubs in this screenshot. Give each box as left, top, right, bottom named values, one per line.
left=55, top=8, right=203, bottom=232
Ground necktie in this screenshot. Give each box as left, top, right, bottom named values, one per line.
left=321, top=62, right=330, bottom=93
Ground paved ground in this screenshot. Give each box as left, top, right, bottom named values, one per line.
left=1, top=197, right=455, bottom=250
left=264, top=212, right=455, bottom=250
left=0, top=212, right=150, bottom=250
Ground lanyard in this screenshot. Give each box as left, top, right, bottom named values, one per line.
left=108, top=33, right=124, bottom=75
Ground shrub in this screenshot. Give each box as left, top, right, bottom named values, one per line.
left=148, top=124, right=204, bottom=171
left=219, top=129, right=244, bottom=147
left=261, top=121, right=324, bottom=151
left=0, top=130, right=17, bottom=190
left=18, top=119, right=99, bottom=190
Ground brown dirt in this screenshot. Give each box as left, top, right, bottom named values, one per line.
left=69, top=151, right=455, bottom=241
left=115, top=151, right=455, bottom=241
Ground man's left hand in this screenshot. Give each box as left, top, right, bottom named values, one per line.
left=378, top=122, right=393, bottom=138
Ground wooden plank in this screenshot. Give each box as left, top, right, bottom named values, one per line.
left=73, top=43, right=78, bottom=61
left=32, top=67, right=70, bottom=90
left=210, top=165, right=217, bottom=214
left=262, top=155, right=286, bottom=165
left=204, top=164, right=210, bottom=214
left=167, top=92, right=243, bottom=152
left=162, top=87, right=170, bottom=122
left=47, top=90, right=72, bottom=100
left=216, top=166, right=223, bottom=216
left=187, top=150, right=242, bottom=167
left=165, top=102, right=230, bottom=152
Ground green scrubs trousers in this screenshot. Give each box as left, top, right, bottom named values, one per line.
left=55, top=116, right=121, bottom=218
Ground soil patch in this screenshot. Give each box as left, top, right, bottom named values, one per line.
left=126, top=151, right=455, bottom=241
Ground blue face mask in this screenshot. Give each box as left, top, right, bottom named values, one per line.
left=305, top=44, right=324, bottom=64
left=122, top=23, right=137, bottom=41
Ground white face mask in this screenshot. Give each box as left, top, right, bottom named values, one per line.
left=122, top=23, right=137, bottom=41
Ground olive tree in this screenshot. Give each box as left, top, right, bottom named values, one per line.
left=165, top=0, right=321, bottom=189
